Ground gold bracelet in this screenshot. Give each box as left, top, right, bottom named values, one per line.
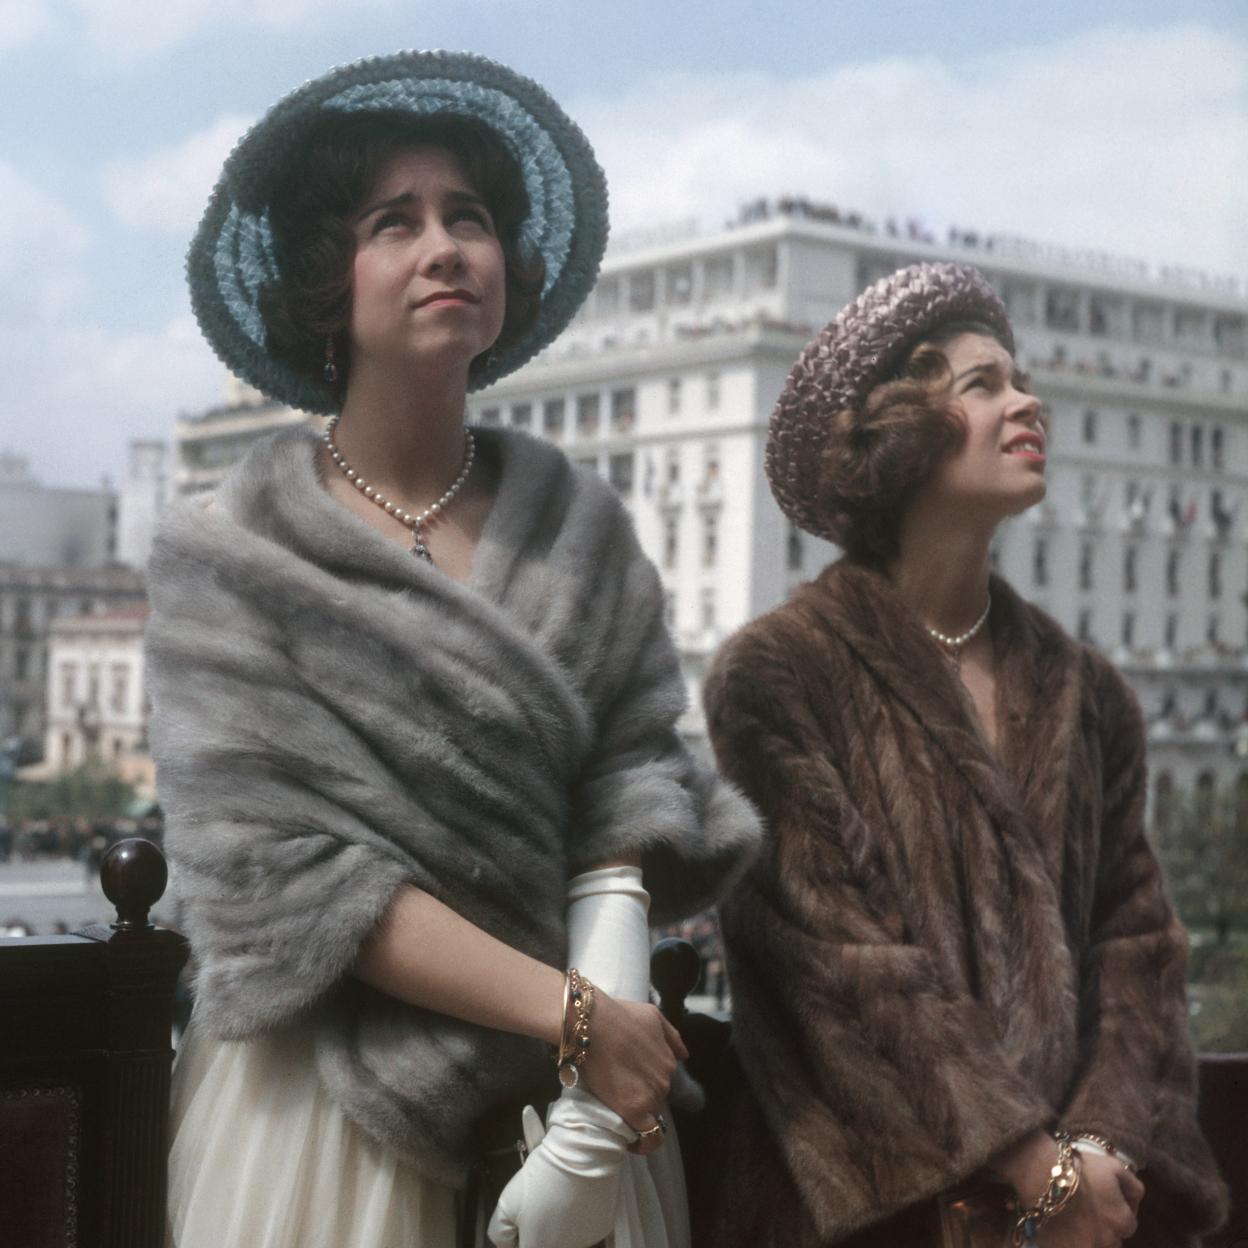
left=556, top=968, right=595, bottom=1088
left=1011, top=1132, right=1081, bottom=1245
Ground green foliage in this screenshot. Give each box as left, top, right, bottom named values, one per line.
left=4, top=761, right=138, bottom=821
left=1156, top=784, right=1248, bottom=947
left=1186, top=934, right=1248, bottom=1053
left=1156, top=781, right=1248, bottom=1052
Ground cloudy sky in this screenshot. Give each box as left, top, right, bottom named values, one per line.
left=2, top=0, right=1245, bottom=488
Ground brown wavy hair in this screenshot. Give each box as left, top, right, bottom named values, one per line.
left=257, top=111, right=545, bottom=399
left=815, top=320, right=1011, bottom=565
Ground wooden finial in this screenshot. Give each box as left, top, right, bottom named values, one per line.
left=99, top=838, right=168, bottom=932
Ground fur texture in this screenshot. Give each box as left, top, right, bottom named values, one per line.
left=145, top=424, right=761, bottom=1186
left=694, top=561, right=1227, bottom=1247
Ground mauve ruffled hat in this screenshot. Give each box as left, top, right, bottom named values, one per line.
left=766, top=261, right=1013, bottom=543
left=186, top=50, right=608, bottom=415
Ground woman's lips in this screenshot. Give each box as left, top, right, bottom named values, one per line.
left=415, top=290, right=478, bottom=308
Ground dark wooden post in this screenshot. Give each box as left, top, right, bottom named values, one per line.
left=0, top=837, right=188, bottom=1248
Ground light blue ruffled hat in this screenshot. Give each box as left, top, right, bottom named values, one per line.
left=186, top=50, right=609, bottom=414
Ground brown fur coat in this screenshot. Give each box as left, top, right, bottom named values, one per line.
left=695, top=561, right=1227, bottom=1247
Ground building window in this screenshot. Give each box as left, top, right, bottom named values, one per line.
left=662, top=514, right=679, bottom=569
left=667, top=377, right=682, bottom=416
left=61, top=731, right=72, bottom=764
left=665, top=448, right=680, bottom=486
left=699, top=588, right=716, bottom=631
left=628, top=269, right=655, bottom=313
left=110, top=664, right=128, bottom=715
left=1121, top=612, right=1135, bottom=649
left=701, top=510, right=719, bottom=568
left=706, top=372, right=721, bottom=410
left=607, top=453, right=634, bottom=496
left=87, top=666, right=100, bottom=709
left=787, top=524, right=803, bottom=572
left=1208, top=616, right=1220, bottom=646
left=1212, top=426, right=1224, bottom=471
left=1169, top=422, right=1183, bottom=465
left=1191, top=425, right=1204, bottom=467
left=595, top=276, right=621, bottom=316
left=663, top=592, right=676, bottom=630
left=701, top=442, right=721, bottom=491
left=478, top=406, right=501, bottom=427
left=1126, top=412, right=1141, bottom=450
left=1033, top=537, right=1049, bottom=588
left=542, top=398, right=566, bottom=438
left=1212, top=489, right=1232, bottom=539
left=1209, top=552, right=1222, bottom=599
left=1133, top=302, right=1165, bottom=344
left=60, top=662, right=77, bottom=711
left=610, top=388, right=636, bottom=434
left=576, top=393, right=600, bottom=437
left=1077, top=609, right=1092, bottom=642
left=665, top=265, right=693, bottom=306
left=1082, top=409, right=1098, bottom=444
left=1123, top=544, right=1137, bottom=593
left=1079, top=473, right=1100, bottom=520
left=1078, top=541, right=1094, bottom=591
left=1164, top=612, right=1178, bottom=650
left=1166, top=548, right=1180, bottom=597
left=703, top=254, right=734, bottom=301
left=744, top=245, right=778, bottom=292
left=510, top=402, right=532, bottom=430
left=14, top=647, right=29, bottom=681
left=1044, top=287, right=1080, bottom=331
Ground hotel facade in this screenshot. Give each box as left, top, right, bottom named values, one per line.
left=174, top=203, right=1248, bottom=818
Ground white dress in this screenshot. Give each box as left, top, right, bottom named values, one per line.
left=166, top=1022, right=690, bottom=1248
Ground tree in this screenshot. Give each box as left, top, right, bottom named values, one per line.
left=1157, top=777, right=1248, bottom=947
left=5, top=760, right=138, bottom=823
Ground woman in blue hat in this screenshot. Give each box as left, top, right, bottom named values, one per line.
left=149, top=51, right=760, bottom=1248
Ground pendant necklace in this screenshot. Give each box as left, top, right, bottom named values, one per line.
left=924, top=594, right=991, bottom=669
left=323, top=415, right=475, bottom=563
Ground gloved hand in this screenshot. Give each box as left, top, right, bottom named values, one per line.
left=487, top=1085, right=635, bottom=1248
left=488, top=866, right=655, bottom=1248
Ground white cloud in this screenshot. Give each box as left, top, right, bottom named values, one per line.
left=0, top=161, right=89, bottom=325
left=0, top=0, right=54, bottom=52
left=0, top=164, right=221, bottom=484
left=103, top=114, right=253, bottom=234
left=66, top=0, right=394, bottom=61
left=578, top=23, right=1248, bottom=278
left=5, top=309, right=226, bottom=486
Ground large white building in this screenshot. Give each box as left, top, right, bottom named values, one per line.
left=470, top=203, right=1248, bottom=810
left=172, top=201, right=1248, bottom=815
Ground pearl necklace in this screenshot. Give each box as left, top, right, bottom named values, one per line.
left=323, top=415, right=475, bottom=563
left=924, top=594, right=992, bottom=666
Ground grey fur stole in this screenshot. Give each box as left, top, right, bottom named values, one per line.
left=145, top=425, right=760, bottom=1184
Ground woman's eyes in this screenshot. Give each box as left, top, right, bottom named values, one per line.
left=370, top=207, right=492, bottom=236
left=449, top=207, right=493, bottom=232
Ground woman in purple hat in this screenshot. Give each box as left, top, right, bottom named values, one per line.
left=694, top=262, right=1227, bottom=1247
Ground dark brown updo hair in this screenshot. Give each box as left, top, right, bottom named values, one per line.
left=815, top=319, right=1012, bottom=565
left=257, top=110, right=545, bottom=398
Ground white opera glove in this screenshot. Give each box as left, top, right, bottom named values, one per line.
left=487, top=1085, right=636, bottom=1248
left=487, top=867, right=653, bottom=1248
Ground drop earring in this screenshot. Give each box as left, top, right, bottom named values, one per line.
left=323, top=337, right=338, bottom=384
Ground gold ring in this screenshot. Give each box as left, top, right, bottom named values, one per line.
left=636, top=1122, right=663, bottom=1142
